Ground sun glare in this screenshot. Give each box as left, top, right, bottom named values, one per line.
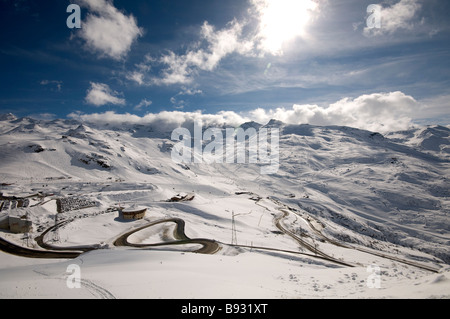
left=254, top=0, right=318, bottom=55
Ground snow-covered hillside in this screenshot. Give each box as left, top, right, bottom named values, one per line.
left=0, top=114, right=449, bottom=299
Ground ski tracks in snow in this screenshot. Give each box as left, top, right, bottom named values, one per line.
left=79, top=278, right=116, bottom=299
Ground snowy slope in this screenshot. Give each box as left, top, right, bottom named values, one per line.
left=0, top=115, right=449, bottom=299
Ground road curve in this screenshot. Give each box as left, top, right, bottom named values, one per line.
left=113, top=218, right=221, bottom=255
left=1, top=215, right=221, bottom=259
left=0, top=236, right=81, bottom=259
left=274, top=209, right=355, bottom=267
left=35, top=220, right=97, bottom=253
left=265, top=197, right=441, bottom=273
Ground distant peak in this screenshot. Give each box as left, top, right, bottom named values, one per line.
left=238, top=121, right=263, bottom=130
left=0, top=113, right=17, bottom=121
left=419, top=125, right=450, bottom=138
left=75, top=124, right=91, bottom=131
left=264, top=119, right=285, bottom=128
left=65, top=123, right=93, bottom=138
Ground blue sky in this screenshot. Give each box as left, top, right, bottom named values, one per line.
left=0, top=0, right=449, bottom=131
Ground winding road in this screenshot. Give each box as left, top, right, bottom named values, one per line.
left=262, top=197, right=441, bottom=273
left=0, top=216, right=222, bottom=259
left=113, top=218, right=221, bottom=255
left=273, top=209, right=354, bottom=267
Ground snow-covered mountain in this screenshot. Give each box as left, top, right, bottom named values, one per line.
left=0, top=114, right=449, bottom=299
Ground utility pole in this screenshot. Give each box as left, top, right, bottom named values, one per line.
left=22, top=232, right=31, bottom=247
left=52, top=214, right=60, bottom=243
left=231, top=211, right=237, bottom=245
left=231, top=210, right=252, bottom=246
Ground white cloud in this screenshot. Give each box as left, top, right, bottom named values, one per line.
left=249, top=91, right=422, bottom=132
left=125, top=56, right=153, bottom=85
left=170, top=96, right=185, bottom=110
left=127, top=1, right=323, bottom=86
left=414, top=94, right=450, bottom=125
left=364, top=0, right=422, bottom=36
left=178, top=87, right=203, bottom=96
left=168, top=86, right=203, bottom=110
left=29, top=113, right=58, bottom=121
left=134, top=99, right=152, bottom=111
left=85, top=82, right=126, bottom=106
left=71, top=91, right=430, bottom=133
left=151, top=20, right=253, bottom=85
left=76, top=0, right=143, bottom=60
left=68, top=110, right=249, bottom=133
left=126, top=71, right=145, bottom=85
left=40, top=80, right=63, bottom=92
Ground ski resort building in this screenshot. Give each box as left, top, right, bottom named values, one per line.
left=167, top=193, right=195, bottom=202
left=8, top=215, right=32, bottom=233
left=121, top=205, right=147, bottom=220
left=0, top=213, right=33, bottom=234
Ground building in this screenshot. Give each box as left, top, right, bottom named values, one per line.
left=0, top=213, right=9, bottom=230
left=121, top=205, right=147, bottom=220
left=0, top=211, right=33, bottom=234
left=167, top=193, right=195, bottom=202
left=8, top=215, right=32, bottom=233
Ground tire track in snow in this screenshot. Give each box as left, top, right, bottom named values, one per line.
left=80, top=279, right=116, bottom=299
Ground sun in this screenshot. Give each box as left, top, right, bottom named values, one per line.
left=253, top=0, right=318, bottom=55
